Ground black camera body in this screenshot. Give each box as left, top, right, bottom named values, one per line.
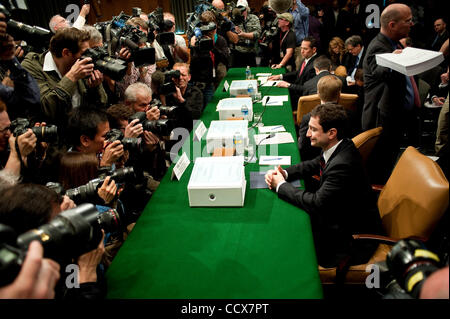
left=65, top=167, right=136, bottom=205
left=81, top=47, right=128, bottom=81
left=10, top=118, right=58, bottom=143
left=192, top=22, right=216, bottom=53
left=0, top=204, right=121, bottom=286
left=159, top=69, right=180, bottom=95
left=128, top=112, right=173, bottom=137
left=106, top=128, right=142, bottom=153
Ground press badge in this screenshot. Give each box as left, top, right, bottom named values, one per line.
left=280, top=52, right=284, bottom=58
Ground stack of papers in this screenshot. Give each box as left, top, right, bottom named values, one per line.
left=262, top=80, right=281, bottom=87
left=375, top=47, right=444, bottom=76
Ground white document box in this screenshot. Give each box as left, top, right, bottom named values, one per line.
left=216, top=97, right=253, bottom=120
left=229, top=80, right=258, bottom=98
left=188, top=156, right=246, bottom=207
left=206, top=120, right=248, bottom=153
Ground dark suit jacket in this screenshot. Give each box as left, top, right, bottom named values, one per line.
left=345, top=47, right=366, bottom=77
left=278, top=138, right=381, bottom=267
left=283, top=54, right=318, bottom=109
left=430, top=30, right=449, bottom=51
left=301, top=70, right=331, bottom=96
left=362, top=33, right=407, bottom=130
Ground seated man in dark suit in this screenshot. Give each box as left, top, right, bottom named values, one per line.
left=301, top=55, right=340, bottom=96
left=268, top=36, right=318, bottom=110
left=265, top=103, right=381, bottom=268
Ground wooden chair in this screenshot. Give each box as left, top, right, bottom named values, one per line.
left=294, top=93, right=359, bottom=126
left=319, top=146, right=449, bottom=285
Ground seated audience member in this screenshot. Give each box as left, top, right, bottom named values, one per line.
left=0, top=183, right=106, bottom=299
left=49, top=4, right=90, bottom=33
left=327, top=36, right=351, bottom=72
left=270, top=13, right=296, bottom=72
left=21, top=27, right=107, bottom=130
left=0, top=240, right=60, bottom=299
left=265, top=103, right=381, bottom=268
left=165, top=62, right=204, bottom=131
left=298, top=74, right=343, bottom=167
left=66, top=107, right=123, bottom=168
left=190, top=10, right=229, bottom=106
left=0, top=33, right=40, bottom=121
left=268, top=36, right=318, bottom=109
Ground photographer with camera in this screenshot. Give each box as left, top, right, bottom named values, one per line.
left=162, top=12, right=190, bottom=66
left=0, top=11, right=41, bottom=121
left=0, top=184, right=107, bottom=299
left=48, top=3, right=90, bottom=33
left=230, top=0, right=261, bottom=68
left=190, top=10, right=229, bottom=107
left=0, top=101, right=51, bottom=183
left=211, top=0, right=239, bottom=46
left=165, top=62, right=204, bottom=132
left=21, top=27, right=108, bottom=130
left=66, top=107, right=124, bottom=169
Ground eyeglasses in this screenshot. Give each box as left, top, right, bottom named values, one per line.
left=0, top=126, right=11, bottom=134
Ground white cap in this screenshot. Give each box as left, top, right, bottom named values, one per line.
left=236, top=0, right=248, bottom=8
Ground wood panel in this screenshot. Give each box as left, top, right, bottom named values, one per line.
left=86, top=0, right=171, bottom=24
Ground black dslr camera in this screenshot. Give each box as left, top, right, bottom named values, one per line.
left=159, top=69, right=180, bottom=95
left=147, top=7, right=175, bottom=46
left=128, top=112, right=173, bottom=137
left=113, top=24, right=156, bottom=67
left=0, top=204, right=122, bottom=286
left=10, top=118, right=58, bottom=143
left=64, top=166, right=136, bottom=205
left=80, top=46, right=127, bottom=81
left=259, top=5, right=278, bottom=48
left=0, top=3, right=51, bottom=53
left=105, top=128, right=143, bottom=154
left=150, top=99, right=180, bottom=119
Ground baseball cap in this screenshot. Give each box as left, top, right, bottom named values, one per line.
left=277, top=12, right=293, bottom=24
left=236, top=0, right=248, bottom=8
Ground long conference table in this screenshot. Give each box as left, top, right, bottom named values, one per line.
left=105, top=67, right=323, bottom=299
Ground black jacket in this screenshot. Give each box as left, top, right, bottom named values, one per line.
left=278, top=138, right=381, bottom=267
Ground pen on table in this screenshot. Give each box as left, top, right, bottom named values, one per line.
left=263, top=157, right=283, bottom=161
left=270, top=125, right=283, bottom=131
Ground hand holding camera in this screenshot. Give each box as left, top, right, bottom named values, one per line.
left=146, top=106, right=160, bottom=121
left=66, top=57, right=95, bottom=82
left=97, top=176, right=117, bottom=205
left=101, top=140, right=124, bottom=167
left=124, top=119, right=144, bottom=138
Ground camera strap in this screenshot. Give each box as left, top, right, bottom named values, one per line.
left=14, top=137, right=26, bottom=170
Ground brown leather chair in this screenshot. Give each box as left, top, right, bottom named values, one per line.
left=319, top=146, right=449, bottom=284
left=294, top=93, right=358, bottom=125
left=352, top=127, right=383, bottom=170
left=294, top=94, right=321, bottom=125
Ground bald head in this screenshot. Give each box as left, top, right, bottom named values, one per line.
left=380, top=4, right=413, bottom=41
left=212, top=0, right=225, bottom=10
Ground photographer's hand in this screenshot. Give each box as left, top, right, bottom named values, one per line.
left=17, top=129, right=37, bottom=159
left=86, top=69, right=104, bottom=88
left=143, top=131, right=159, bottom=152
left=100, top=140, right=124, bottom=167
left=80, top=4, right=90, bottom=18
left=0, top=241, right=60, bottom=299
left=146, top=106, right=160, bottom=121
left=65, top=57, right=94, bottom=82
left=97, top=176, right=117, bottom=205
left=0, top=13, right=7, bottom=38
left=60, top=195, right=76, bottom=211
left=33, top=122, right=48, bottom=163
left=124, top=119, right=143, bottom=138
left=77, top=231, right=105, bottom=284
left=174, top=86, right=185, bottom=103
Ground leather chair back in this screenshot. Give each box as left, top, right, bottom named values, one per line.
left=352, top=127, right=383, bottom=168
left=337, top=93, right=358, bottom=112
left=296, top=94, right=321, bottom=125
left=378, top=146, right=449, bottom=239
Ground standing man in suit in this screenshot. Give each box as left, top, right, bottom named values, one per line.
left=362, top=3, right=416, bottom=184
left=268, top=36, right=318, bottom=110
left=430, top=18, right=448, bottom=52
left=265, top=103, right=381, bottom=268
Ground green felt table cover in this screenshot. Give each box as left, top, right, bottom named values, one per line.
left=105, top=67, right=323, bottom=299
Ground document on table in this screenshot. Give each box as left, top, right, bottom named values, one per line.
left=259, top=156, right=291, bottom=165
left=256, top=73, right=272, bottom=77
left=258, top=125, right=286, bottom=133
left=254, top=132, right=295, bottom=145
left=263, top=95, right=288, bottom=106
left=262, top=80, right=281, bottom=87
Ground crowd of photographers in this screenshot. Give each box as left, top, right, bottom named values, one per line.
left=0, top=0, right=448, bottom=299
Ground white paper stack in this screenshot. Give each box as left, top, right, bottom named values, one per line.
left=187, top=156, right=246, bottom=207
left=375, top=47, right=444, bottom=76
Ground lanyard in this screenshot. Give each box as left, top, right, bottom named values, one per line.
left=279, top=30, right=289, bottom=48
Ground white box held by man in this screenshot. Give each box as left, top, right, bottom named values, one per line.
left=188, top=156, right=246, bottom=207
left=206, top=120, right=248, bottom=153
left=216, top=97, right=253, bottom=120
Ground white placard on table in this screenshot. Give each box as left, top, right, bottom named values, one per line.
left=193, top=121, right=207, bottom=141
left=171, top=152, right=190, bottom=181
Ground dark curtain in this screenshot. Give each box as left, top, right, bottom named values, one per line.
left=9, top=0, right=74, bottom=29
left=170, top=0, right=193, bottom=33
